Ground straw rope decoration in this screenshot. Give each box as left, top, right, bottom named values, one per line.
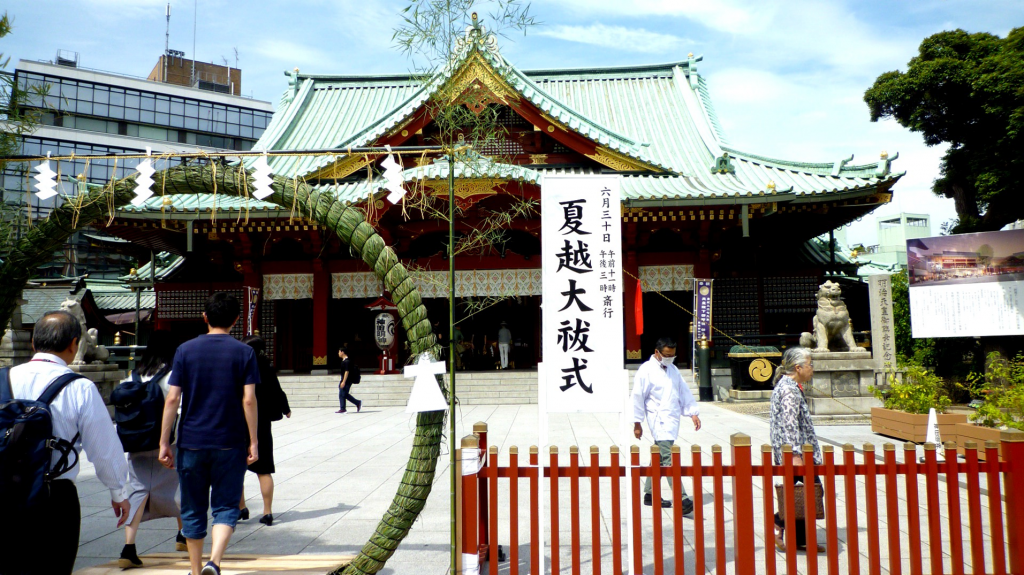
left=0, top=160, right=445, bottom=575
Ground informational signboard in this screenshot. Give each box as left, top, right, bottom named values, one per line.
left=694, top=279, right=713, bottom=341
left=541, top=174, right=624, bottom=413
left=868, top=274, right=896, bottom=372
left=907, top=229, right=1024, bottom=338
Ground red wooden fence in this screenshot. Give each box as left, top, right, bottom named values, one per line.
left=457, top=422, right=1024, bottom=575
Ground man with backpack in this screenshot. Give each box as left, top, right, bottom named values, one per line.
left=0, top=310, right=129, bottom=574
left=159, top=293, right=259, bottom=575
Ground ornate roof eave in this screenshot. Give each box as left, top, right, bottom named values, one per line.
left=302, top=23, right=671, bottom=180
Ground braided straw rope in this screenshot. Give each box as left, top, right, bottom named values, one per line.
left=0, top=164, right=444, bottom=575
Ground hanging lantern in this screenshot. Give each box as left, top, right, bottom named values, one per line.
left=374, top=312, right=395, bottom=350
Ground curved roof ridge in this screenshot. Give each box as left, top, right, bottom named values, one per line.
left=722, top=145, right=897, bottom=177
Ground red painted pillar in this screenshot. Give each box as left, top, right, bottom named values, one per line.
left=312, top=259, right=329, bottom=370
left=624, top=250, right=641, bottom=361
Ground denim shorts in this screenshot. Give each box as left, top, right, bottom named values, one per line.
left=177, top=447, right=247, bottom=539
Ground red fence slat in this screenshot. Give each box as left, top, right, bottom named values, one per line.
left=945, top=442, right=966, bottom=575
left=530, top=447, right=539, bottom=575
left=651, top=444, right=664, bottom=575
left=570, top=447, right=581, bottom=575
left=713, top=446, right=726, bottom=575
left=864, top=444, right=881, bottom=575
left=589, top=447, right=601, bottom=575
left=822, top=446, right=839, bottom=575
left=783, top=445, right=798, bottom=575
left=986, top=441, right=1007, bottom=575
left=509, top=446, right=520, bottom=575
left=551, top=446, right=560, bottom=575
left=803, top=444, right=819, bottom=575
left=631, top=446, right=642, bottom=575
left=693, top=446, right=706, bottom=575
left=963, top=442, right=985, bottom=575
left=610, top=446, right=622, bottom=575
left=924, top=444, right=944, bottom=575
left=672, top=445, right=684, bottom=575
left=489, top=445, right=499, bottom=575
left=843, top=444, right=861, bottom=575
left=903, top=443, right=923, bottom=575
left=762, top=445, right=778, bottom=575
left=883, top=444, right=902, bottom=575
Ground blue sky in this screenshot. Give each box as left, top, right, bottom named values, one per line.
left=3, top=0, right=1023, bottom=246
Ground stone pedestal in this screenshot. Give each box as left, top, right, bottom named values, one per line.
left=804, top=351, right=882, bottom=415
left=0, top=328, right=33, bottom=368
left=69, top=363, right=127, bottom=418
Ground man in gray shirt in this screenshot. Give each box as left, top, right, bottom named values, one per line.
left=497, top=321, right=512, bottom=369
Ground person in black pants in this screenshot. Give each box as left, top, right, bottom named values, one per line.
left=336, top=347, right=362, bottom=413
left=238, top=335, right=291, bottom=526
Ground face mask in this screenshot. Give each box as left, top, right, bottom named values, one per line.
left=659, top=355, right=675, bottom=368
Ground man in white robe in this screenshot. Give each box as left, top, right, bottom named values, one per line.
left=632, top=336, right=701, bottom=512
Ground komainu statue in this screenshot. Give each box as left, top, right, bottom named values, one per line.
left=60, top=299, right=110, bottom=364
left=799, top=280, right=862, bottom=352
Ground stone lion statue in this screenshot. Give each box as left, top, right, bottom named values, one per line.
left=798, top=280, right=862, bottom=353
left=59, top=299, right=110, bottom=365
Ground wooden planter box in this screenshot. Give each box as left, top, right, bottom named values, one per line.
left=870, top=407, right=967, bottom=443
left=954, top=423, right=1004, bottom=461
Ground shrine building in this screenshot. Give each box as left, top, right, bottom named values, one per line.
left=103, top=27, right=902, bottom=373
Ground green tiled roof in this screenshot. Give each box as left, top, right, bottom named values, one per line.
left=120, top=252, right=185, bottom=283
left=246, top=35, right=901, bottom=204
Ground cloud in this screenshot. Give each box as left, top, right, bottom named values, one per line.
left=535, top=23, right=694, bottom=54
left=538, top=0, right=767, bottom=35
left=247, top=39, right=332, bottom=67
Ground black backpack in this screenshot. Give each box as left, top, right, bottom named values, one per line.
left=348, top=360, right=361, bottom=384
left=111, top=366, right=170, bottom=453
left=0, top=367, right=84, bottom=514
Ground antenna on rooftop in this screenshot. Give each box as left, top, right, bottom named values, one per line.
left=163, top=3, right=170, bottom=83
left=191, top=0, right=197, bottom=86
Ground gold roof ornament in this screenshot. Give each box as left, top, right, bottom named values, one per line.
left=767, top=180, right=777, bottom=192
left=880, top=150, right=888, bottom=159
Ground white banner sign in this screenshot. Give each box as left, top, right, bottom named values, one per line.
left=541, top=175, right=624, bottom=412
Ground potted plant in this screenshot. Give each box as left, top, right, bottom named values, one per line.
left=956, top=352, right=1024, bottom=460
left=870, top=361, right=963, bottom=442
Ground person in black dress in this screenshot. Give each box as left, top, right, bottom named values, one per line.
left=238, top=335, right=290, bottom=526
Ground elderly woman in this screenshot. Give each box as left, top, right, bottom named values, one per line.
left=769, top=346, right=825, bottom=553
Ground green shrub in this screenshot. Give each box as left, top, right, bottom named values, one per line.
left=960, top=353, right=1024, bottom=430
left=870, top=360, right=952, bottom=414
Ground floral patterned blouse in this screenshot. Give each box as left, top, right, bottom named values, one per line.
left=769, top=375, right=822, bottom=466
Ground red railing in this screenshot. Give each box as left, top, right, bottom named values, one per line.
left=457, top=422, right=1024, bottom=575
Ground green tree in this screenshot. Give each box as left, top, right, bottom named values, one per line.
left=864, top=28, right=1024, bottom=232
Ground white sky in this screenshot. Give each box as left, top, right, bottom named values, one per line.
left=3, top=0, right=1022, bottom=246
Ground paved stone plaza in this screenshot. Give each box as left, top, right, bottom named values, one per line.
left=73, top=403, right=997, bottom=574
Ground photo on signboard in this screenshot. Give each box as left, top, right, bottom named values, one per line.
left=906, top=228, right=1024, bottom=287
left=907, top=228, right=1024, bottom=338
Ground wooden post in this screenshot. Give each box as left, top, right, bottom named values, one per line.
left=460, top=434, right=480, bottom=575
left=1000, top=430, right=1024, bottom=575
left=475, top=422, right=489, bottom=562
left=731, top=434, right=755, bottom=575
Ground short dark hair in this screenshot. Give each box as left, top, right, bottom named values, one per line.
left=654, top=337, right=677, bottom=353
left=33, top=310, right=82, bottom=354
left=205, top=292, right=240, bottom=328
left=138, top=330, right=179, bottom=378
left=338, top=346, right=348, bottom=355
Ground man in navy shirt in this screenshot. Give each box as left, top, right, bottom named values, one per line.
left=159, top=293, right=259, bottom=575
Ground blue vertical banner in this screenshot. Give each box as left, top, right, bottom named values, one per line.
left=246, top=286, right=260, bottom=336
left=541, top=174, right=623, bottom=413
left=694, top=279, right=713, bottom=342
